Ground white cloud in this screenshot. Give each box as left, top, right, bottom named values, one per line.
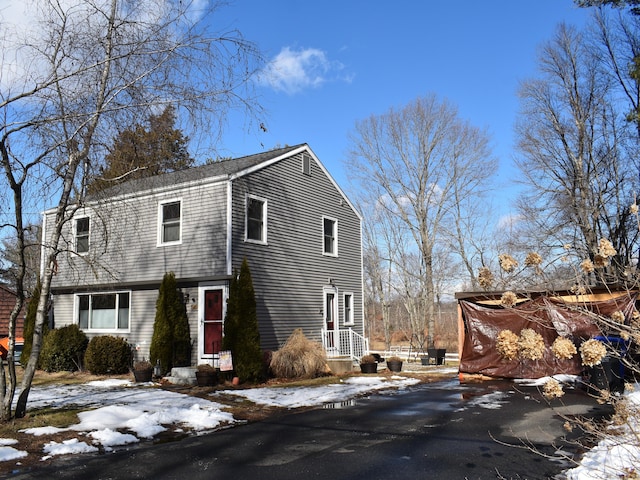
left=258, top=46, right=347, bottom=94
left=0, top=0, right=204, bottom=93
left=496, top=212, right=523, bottom=230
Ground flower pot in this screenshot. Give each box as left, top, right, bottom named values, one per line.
left=427, top=348, right=447, bottom=365
left=133, top=369, right=153, bottom=382
left=386, top=360, right=403, bottom=372
left=360, top=363, right=378, bottom=374
left=195, top=370, right=217, bottom=387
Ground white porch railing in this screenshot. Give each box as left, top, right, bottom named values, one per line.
left=321, top=328, right=369, bottom=362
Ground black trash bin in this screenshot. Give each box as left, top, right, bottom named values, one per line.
left=588, top=355, right=624, bottom=394
left=587, top=335, right=628, bottom=394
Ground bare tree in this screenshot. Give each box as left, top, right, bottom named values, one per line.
left=0, top=224, right=41, bottom=295
left=0, top=0, right=263, bottom=420
left=590, top=9, right=640, bottom=137
left=360, top=199, right=394, bottom=350
left=514, top=23, right=639, bottom=286
left=347, top=94, right=496, bottom=349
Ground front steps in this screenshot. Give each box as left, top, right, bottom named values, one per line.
left=164, top=366, right=197, bottom=386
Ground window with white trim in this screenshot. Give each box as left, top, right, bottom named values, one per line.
left=78, top=292, right=130, bottom=331
left=158, top=199, right=181, bottom=245
left=75, top=217, right=90, bottom=254
left=246, top=195, right=267, bottom=243
left=323, top=216, right=337, bottom=255
left=343, top=292, right=354, bottom=326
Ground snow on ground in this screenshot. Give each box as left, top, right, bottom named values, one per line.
left=213, top=375, right=421, bottom=408
left=517, top=375, right=640, bottom=479
left=0, top=372, right=637, bottom=479
left=562, top=385, right=640, bottom=480
left=9, top=378, right=235, bottom=459
left=0, top=375, right=419, bottom=461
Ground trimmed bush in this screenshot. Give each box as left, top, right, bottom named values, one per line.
left=40, top=324, right=88, bottom=372
left=270, top=329, right=329, bottom=379
left=84, top=335, right=132, bottom=375
left=223, top=258, right=263, bottom=383
left=150, top=272, right=191, bottom=375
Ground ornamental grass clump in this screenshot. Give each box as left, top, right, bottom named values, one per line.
left=551, top=336, right=577, bottom=360
left=496, top=330, right=519, bottom=361
left=542, top=378, right=565, bottom=399
left=518, top=328, right=545, bottom=361
left=270, top=328, right=329, bottom=379
left=580, top=339, right=607, bottom=367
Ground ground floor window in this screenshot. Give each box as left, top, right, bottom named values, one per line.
left=343, top=292, right=354, bottom=326
left=78, top=292, right=130, bottom=331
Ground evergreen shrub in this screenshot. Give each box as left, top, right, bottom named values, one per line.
left=40, top=324, right=88, bottom=372
left=84, top=335, right=132, bottom=375
left=223, top=258, right=263, bottom=382
left=150, top=272, right=191, bottom=374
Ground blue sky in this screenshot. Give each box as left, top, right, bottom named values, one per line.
left=213, top=0, right=593, bottom=213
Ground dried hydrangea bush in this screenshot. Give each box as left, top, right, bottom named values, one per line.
left=496, top=329, right=519, bottom=361
left=542, top=378, right=565, bottom=399
left=499, top=253, right=518, bottom=273
left=524, top=251, right=542, bottom=267
left=500, top=291, right=518, bottom=307
left=477, top=267, right=494, bottom=289
left=518, top=328, right=546, bottom=361
left=580, top=338, right=607, bottom=367
left=610, top=311, right=625, bottom=323
left=551, top=336, right=577, bottom=360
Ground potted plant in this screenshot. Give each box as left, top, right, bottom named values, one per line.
left=195, top=363, right=218, bottom=386
left=359, top=354, right=378, bottom=374
left=133, top=360, right=153, bottom=382
left=386, top=356, right=403, bottom=372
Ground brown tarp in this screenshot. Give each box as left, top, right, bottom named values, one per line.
left=459, top=294, right=636, bottom=379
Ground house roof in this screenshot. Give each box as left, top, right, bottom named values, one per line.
left=88, top=144, right=306, bottom=201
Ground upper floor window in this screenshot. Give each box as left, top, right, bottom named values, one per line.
left=78, top=292, right=130, bottom=331
left=323, top=216, right=337, bottom=256
left=343, top=292, right=354, bottom=326
left=75, top=217, right=90, bottom=254
left=302, top=153, right=312, bottom=176
left=246, top=195, right=267, bottom=243
left=158, top=199, right=181, bottom=245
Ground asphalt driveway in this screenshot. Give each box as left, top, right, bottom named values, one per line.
left=6, top=376, right=610, bottom=480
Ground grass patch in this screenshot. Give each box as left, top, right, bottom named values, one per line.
left=0, top=407, right=82, bottom=438
left=263, top=375, right=344, bottom=389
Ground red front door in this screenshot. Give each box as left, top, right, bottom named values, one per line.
left=203, top=289, right=223, bottom=355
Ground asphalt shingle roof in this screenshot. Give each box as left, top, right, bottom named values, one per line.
left=90, top=144, right=306, bottom=200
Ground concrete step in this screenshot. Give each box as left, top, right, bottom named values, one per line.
left=164, top=366, right=197, bottom=386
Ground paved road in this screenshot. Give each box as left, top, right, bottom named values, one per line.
left=7, top=377, right=610, bottom=480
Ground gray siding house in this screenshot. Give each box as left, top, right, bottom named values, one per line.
left=42, top=144, right=365, bottom=366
